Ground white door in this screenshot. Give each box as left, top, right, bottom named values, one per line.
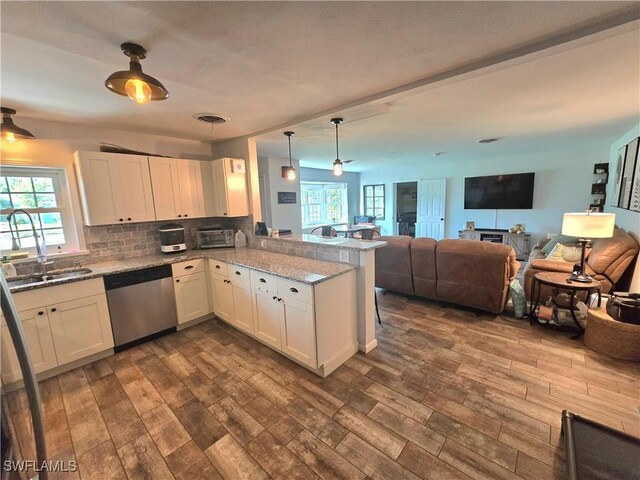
left=116, top=155, right=156, bottom=223
left=0, top=309, right=58, bottom=383
left=252, top=288, right=282, bottom=349
left=231, top=283, right=254, bottom=335
left=174, top=272, right=210, bottom=324
left=279, top=297, right=317, bottom=368
left=210, top=274, right=234, bottom=322
left=149, top=157, right=183, bottom=220
left=74, top=152, right=122, bottom=225
left=177, top=160, right=206, bottom=219
left=416, top=179, right=446, bottom=239
left=48, top=294, right=113, bottom=365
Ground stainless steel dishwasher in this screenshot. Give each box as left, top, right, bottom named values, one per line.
left=104, top=265, right=177, bottom=352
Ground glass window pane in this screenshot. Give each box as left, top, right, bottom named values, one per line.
left=0, top=193, right=12, bottom=209
left=375, top=198, right=384, bottom=208
left=41, top=212, right=62, bottom=228
left=11, top=193, right=37, bottom=209
left=33, top=177, right=54, bottom=192
left=0, top=231, right=15, bottom=251
left=15, top=230, right=37, bottom=248
left=0, top=179, right=8, bottom=193
left=366, top=198, right=373, bottom=209
left=42, top=228, right=65, bottom=245
left=375, top=208, right=384, bottom=218
left=36, top=194, right=57, bottom=208
left=374, top=185, right=383, bottom=196
left=12, top=213, right=42, bottom=230
left=7, top=177, right=33, bottom=193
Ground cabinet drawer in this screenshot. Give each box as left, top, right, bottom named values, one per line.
left=172, top=259, right=204, bottom=277
left=229, top=265, right=250, bottom=286
left=250, top=270, right=278, bottom=293
left=277, top=278, right=313, bottom=304
left=208, top=259, right=229, bottom=277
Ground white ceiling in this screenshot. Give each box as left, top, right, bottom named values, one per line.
left=1, top=1, right=638, bottom=147
left=256, top=26, right=640, bottom=171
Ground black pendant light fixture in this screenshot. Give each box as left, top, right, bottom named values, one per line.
left=1, top=108, right=35, bottom=143
left=282, top=131, right=297, bottom=181
left=105, top=43, right=169, bottom=104
left=331, top=117, right=344, bottom=176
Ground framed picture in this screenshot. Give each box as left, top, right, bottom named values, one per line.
left=277, top=191, right=296, bottom=204
left=613, top=145, right=626, bottom=206
left=619, top=138, right=638, bottom=209
left=465, top=221, right=475, bottom=231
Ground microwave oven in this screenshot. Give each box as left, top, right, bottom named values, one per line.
left=197, top=228, right=235, bottom=249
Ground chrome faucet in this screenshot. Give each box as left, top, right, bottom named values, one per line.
left=6, top=209, right=53, bottom=277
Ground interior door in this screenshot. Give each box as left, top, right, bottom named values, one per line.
left=416, top=178, right=446, bottom=239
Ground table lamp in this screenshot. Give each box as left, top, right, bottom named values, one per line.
left=561, top=211, right=615, bottom=282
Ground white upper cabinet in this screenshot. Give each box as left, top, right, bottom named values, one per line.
left=75, top=151, right=155, bottom=225
left=203, top=158, right=249, bottom=218
left=149, top=157, right=205, bottom=220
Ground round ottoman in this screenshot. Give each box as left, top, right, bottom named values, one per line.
left=585, top=307, right=640, bottom=361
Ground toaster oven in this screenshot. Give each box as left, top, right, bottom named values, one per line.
left=196, top=228, right=235, bottom=249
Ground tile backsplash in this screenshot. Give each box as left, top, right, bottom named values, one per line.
left=13, top=216, right=253, bottom=275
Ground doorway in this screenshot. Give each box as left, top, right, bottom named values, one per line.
left=395, top=181, right=418, bottom=237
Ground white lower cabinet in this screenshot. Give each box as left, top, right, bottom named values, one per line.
left=210, top=273, right=234, bottom=322
left=1, top=309, right=58, bottom=384
left=252, top=288, right=282, bottom=349
left=174, top=271, right=209, bottom=324
left=48, top=294, right=113, bottom=365
left=231, top=283, right=254, bottom=335
left=279, top=297, right=317, bottom=368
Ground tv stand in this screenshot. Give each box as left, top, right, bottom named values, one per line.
left=458, top=229, right=531, bottom=261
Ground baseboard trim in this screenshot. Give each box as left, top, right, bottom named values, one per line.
left=320, top=342, right=359, bottom=378
left=360, top=338, right=378, bottom=353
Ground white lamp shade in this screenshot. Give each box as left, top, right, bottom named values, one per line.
left=561, top=212, right=615, bottom=238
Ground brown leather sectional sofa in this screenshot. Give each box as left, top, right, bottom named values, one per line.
left=375, top=236, right=520, bottom=314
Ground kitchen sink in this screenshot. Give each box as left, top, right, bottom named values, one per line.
left=7, top=268, right=93, bottom=287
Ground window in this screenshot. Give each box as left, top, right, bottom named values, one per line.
left=1, top=167, right=76, bottom=254
left=363, top=184, right=385, bottom=220
left=301, top=182, right=348, bottom=227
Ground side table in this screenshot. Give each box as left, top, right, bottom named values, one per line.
left=529, top=271, right=601, bottom=337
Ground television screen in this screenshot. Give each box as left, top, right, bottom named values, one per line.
left=464, top=172, right=535, bottom=209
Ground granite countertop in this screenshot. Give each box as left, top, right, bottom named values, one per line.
left=8, top=248, right=356, bottom=293
left=264, top=233, right=387, bottom=251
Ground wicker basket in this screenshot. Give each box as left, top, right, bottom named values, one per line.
left=585, top=307, right=640, bottom=361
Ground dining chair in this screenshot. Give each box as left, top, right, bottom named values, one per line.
left=310, top=226, right=338, bottom=238
left=350, top=228, right=381, bottom=240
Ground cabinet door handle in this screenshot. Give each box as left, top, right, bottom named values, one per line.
left=184, top=214, right=188, bottom=217
left=235, top=271, right=241, bottom=275
left=273, top=296, right=277, bottom=300
left=215, top=265, right=221, bottom=269
left=278, top=297, right=283, bottom=302
left=38, top=311, right=44, bottom=316
left=184, top=265, right=194, bottom=270
left=177, top=214, right=182, bottom=218
left=259, top=278, right=266, bottom=283
left=223, top=212, right=228, bottom=216
left=289, top=287, right=298, bottom=293
left=176, top=279, right=180, bottom=283
left=119, top=218, right=124, bottom=222
left=50, top=308, right=57, bottom=313
left=127, top=218, right=132, bottom=221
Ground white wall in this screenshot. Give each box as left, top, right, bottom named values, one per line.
left=359, top=144, right=609, bottom=246
left=607, top=123, right=640, bottom=291
left=300, top=167, right=361, bottom=224
left=257, top=156, right=303, bottom=234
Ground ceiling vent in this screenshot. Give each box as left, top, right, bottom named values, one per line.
left=193, top=113, right=230, bottom=125
left=478, top=137, right=501, bottom=144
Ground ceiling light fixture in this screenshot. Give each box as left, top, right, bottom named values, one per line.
left=282, top=131, right=296, bottom=181
left=105, top=43, right=169, bottom=104
left=1, top=108, right=35, bottom=143
left=331, top=117, right=344, bottom=176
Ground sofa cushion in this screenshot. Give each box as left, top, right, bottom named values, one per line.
left=541, top=234, right=580, bottom=255
left=375, top=235, right=414, bottom=295
left=410, top=237, right=437, bottom=299
left=546, top=243, right=584, bottom=263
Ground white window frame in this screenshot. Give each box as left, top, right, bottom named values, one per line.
left=1, top=166, right=80, bottom=257
left=301, top=181, right=348, bottom=228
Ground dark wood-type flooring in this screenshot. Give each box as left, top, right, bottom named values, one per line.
left=4, top=292, right=640, bottom=479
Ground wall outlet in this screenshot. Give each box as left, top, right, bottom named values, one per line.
left=339, top=250, right=350, bottom=263
left=260, top=239, right=266, bottom=248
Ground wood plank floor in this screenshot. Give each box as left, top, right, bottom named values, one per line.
left=4, top=292, right=640, bottom=479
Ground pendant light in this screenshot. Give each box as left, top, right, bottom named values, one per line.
left=1, top=108, right=35, bottom=143
left=282, top=131, right=296, bottom=180
left=331, top=117, right=344, bottom=176
left=105, top=43, right=169, bottom=104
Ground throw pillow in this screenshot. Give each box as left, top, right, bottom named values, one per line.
left=541, top=234, right=580, bottom=255
left=546, top=242, right=585, bottom=263
left=509, top=279, right=527, bottom=319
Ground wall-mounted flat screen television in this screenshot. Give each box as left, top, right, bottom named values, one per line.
left=464, top=172, right=535, bottom=209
